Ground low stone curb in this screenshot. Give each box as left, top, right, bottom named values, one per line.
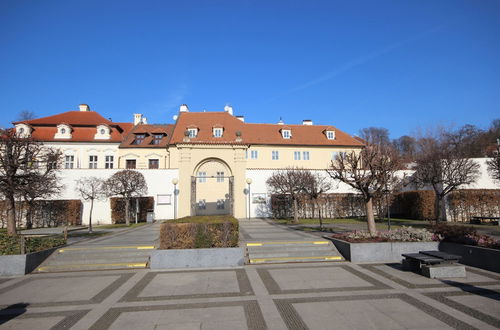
left=439, top=241, right=500, bottom=273
left=323, top=236, right=439, bottom=263
left=0, top=247, right=60, bottom=276
left=150, top=247, right=244, bottom=269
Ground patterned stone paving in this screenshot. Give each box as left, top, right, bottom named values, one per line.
left=0, top=262, right=499, bottom=329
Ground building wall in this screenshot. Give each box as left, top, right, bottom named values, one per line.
left=57, top=169, right=179, bottom=224
left=245, top=145, right=362, bottom=169
left=45, top=142, right=120, bottom=169
left=117, top=148, right=170, bottom=169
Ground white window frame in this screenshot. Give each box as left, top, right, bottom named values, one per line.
left=303, top=151, right=310, bottom=160
left=326, top=131, right=335, bottom=140
left=105, top=155, right=114, bottom=169
left=251, top=150, right=258, bottom=159
left=216, top=171, right=224, bottom=182
left=294, top=151, right=301, bottom=160
left=89, top=155, right=98, bottom=169
left=188, top=128, right=198, bottom=138
left=272, top=150, right=279, bottom=160
left=282, top=130, right=291, bottom=139
left=65, top=155, right=74, bottom=169
left=213, top=128, right=223, bottom=138
left=198, top=171, right=207, bottom=183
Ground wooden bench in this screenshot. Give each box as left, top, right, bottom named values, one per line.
left=402, top=250, right=465, bottom=278
left=470, top=216, right=500, bottom=225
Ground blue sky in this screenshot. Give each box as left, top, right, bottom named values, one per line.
left=1, top=0, right=499, bottom=138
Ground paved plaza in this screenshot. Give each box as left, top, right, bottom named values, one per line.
left=0, top=261, right=499, bottom=329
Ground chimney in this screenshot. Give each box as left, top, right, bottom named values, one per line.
left=134, top=114, right=143, bottom=125
left=302, top=119, right=313, bottom=126
left=236, top=116, right=245, bottom=122
left=224, top=104, right=233, bottom=115
left=179, top=104, right=189, bottom=112
left=79, top=104, right=90, bottom=112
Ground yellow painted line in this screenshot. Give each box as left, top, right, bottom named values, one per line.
left=58, top=246, right=154, bottom=253
left=36, top=262, right=147, bottom=272
left=249, top=256, right=342, bottom=263
left=246, top=241, right=329, bottom=246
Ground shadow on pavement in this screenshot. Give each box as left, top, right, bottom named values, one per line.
left=0, top=303, right=29, bottom=325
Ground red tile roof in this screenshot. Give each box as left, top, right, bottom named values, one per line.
left=13, top=111, right=134, bottom=143
left=13, top=111, right=113, bottom=126
left=120, top=124, right=174, bottom=148
left=169, top=112, right=364, bottom=147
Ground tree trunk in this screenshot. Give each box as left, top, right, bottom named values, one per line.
left=26, top=203, right=33, bottom=230
left=6, top=195, right=17, bottom=236
left=318, top=203, right=323, bottom=231
left=89, top=199, right=94, bottom=233
left=436, top=194, right=447, bottom=222
left=365, top=197, right=377, bottom=236
left=292, top=198, right=299, bottom=223
left=125, top=198, right=130, bottom=226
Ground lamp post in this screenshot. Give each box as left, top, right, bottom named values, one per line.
left=246, top=178, right=252, bottom=219
left=172, top=178, right=178, bottom=219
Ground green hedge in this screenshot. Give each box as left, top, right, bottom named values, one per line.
left=159, top=215, right=238, bottom=249
left=0, top=232, right=66, bottom=255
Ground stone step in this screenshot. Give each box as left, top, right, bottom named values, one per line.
left=45, top=255, right=149, bottom=266
left=245, top=241, right=331, bottom=248
left=35, top=261, right=148, bottom=273
left=249, top=250, right=338, bottom=259
left=247, top=246, right=333, bottom=254
left=248, top=255, right=343, bottom=264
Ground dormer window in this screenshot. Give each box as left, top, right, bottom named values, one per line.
left=15, top=124, right=32, bottom=138
left=213, top=128, right=223, bottom=138
left=326, top=130, right=335, bottom=140
left=94, top=124, right=111, bottom=140
left=151, top=134, right=164, bottom=145
left=55, top=124, right=72, bottom=139
left=133, top=134, right=146, bottom=145
left=282, top=129, right=291, bottom=139
left=187, top=128, right=198, bottom=138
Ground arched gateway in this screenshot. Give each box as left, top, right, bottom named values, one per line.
left=191, top=158, right=234, bottom=216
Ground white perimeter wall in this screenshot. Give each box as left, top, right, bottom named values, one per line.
left=57, top=169, right=179, bottom=225
left=245, top=158, right=499, bottom=218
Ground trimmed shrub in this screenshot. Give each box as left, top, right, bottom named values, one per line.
left=159, top=215, right=238, bottom=249
left=0, top=232, right=66, bottom=255
left=0, top=199, right=82, bottom=228
left=447, top=189, right=500, bottom=222
left=391, top=190, right=436, bottom=220
left=430, top=222, right=500, bottom=250
left=270, top=193, right=366, bottom=219
left=110, top=197, right=154, bottom=224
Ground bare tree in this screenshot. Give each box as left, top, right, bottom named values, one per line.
left=359, top=127, right=390, bottom=145
left=0, top=129, right=61, bottom=235
left=327, top=144, right=402, bottom=235
left=16, top=110, right=36, bottom=121
left=77, top=177, right=106, bottom=233
left=412, top=134, right=480, bottom=221
left=486, top=140, right=500, bottom=182
left=302, top=172, right=332, bottom=230
left=19, top=167, right=63, bottom=229
left=104, top=170, right=147, bottom=226
left=392, top=135, right=416, bottom=161
left=266, top=167, right=311, bottom=223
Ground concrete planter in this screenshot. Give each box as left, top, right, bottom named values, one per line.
left=324, top=236, right=439, bottom=263
left=150, top=247, right=244, bottom=269
left=438, top=242, right=500, bottom=273
left=0, top=247, right=58, bottom=276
